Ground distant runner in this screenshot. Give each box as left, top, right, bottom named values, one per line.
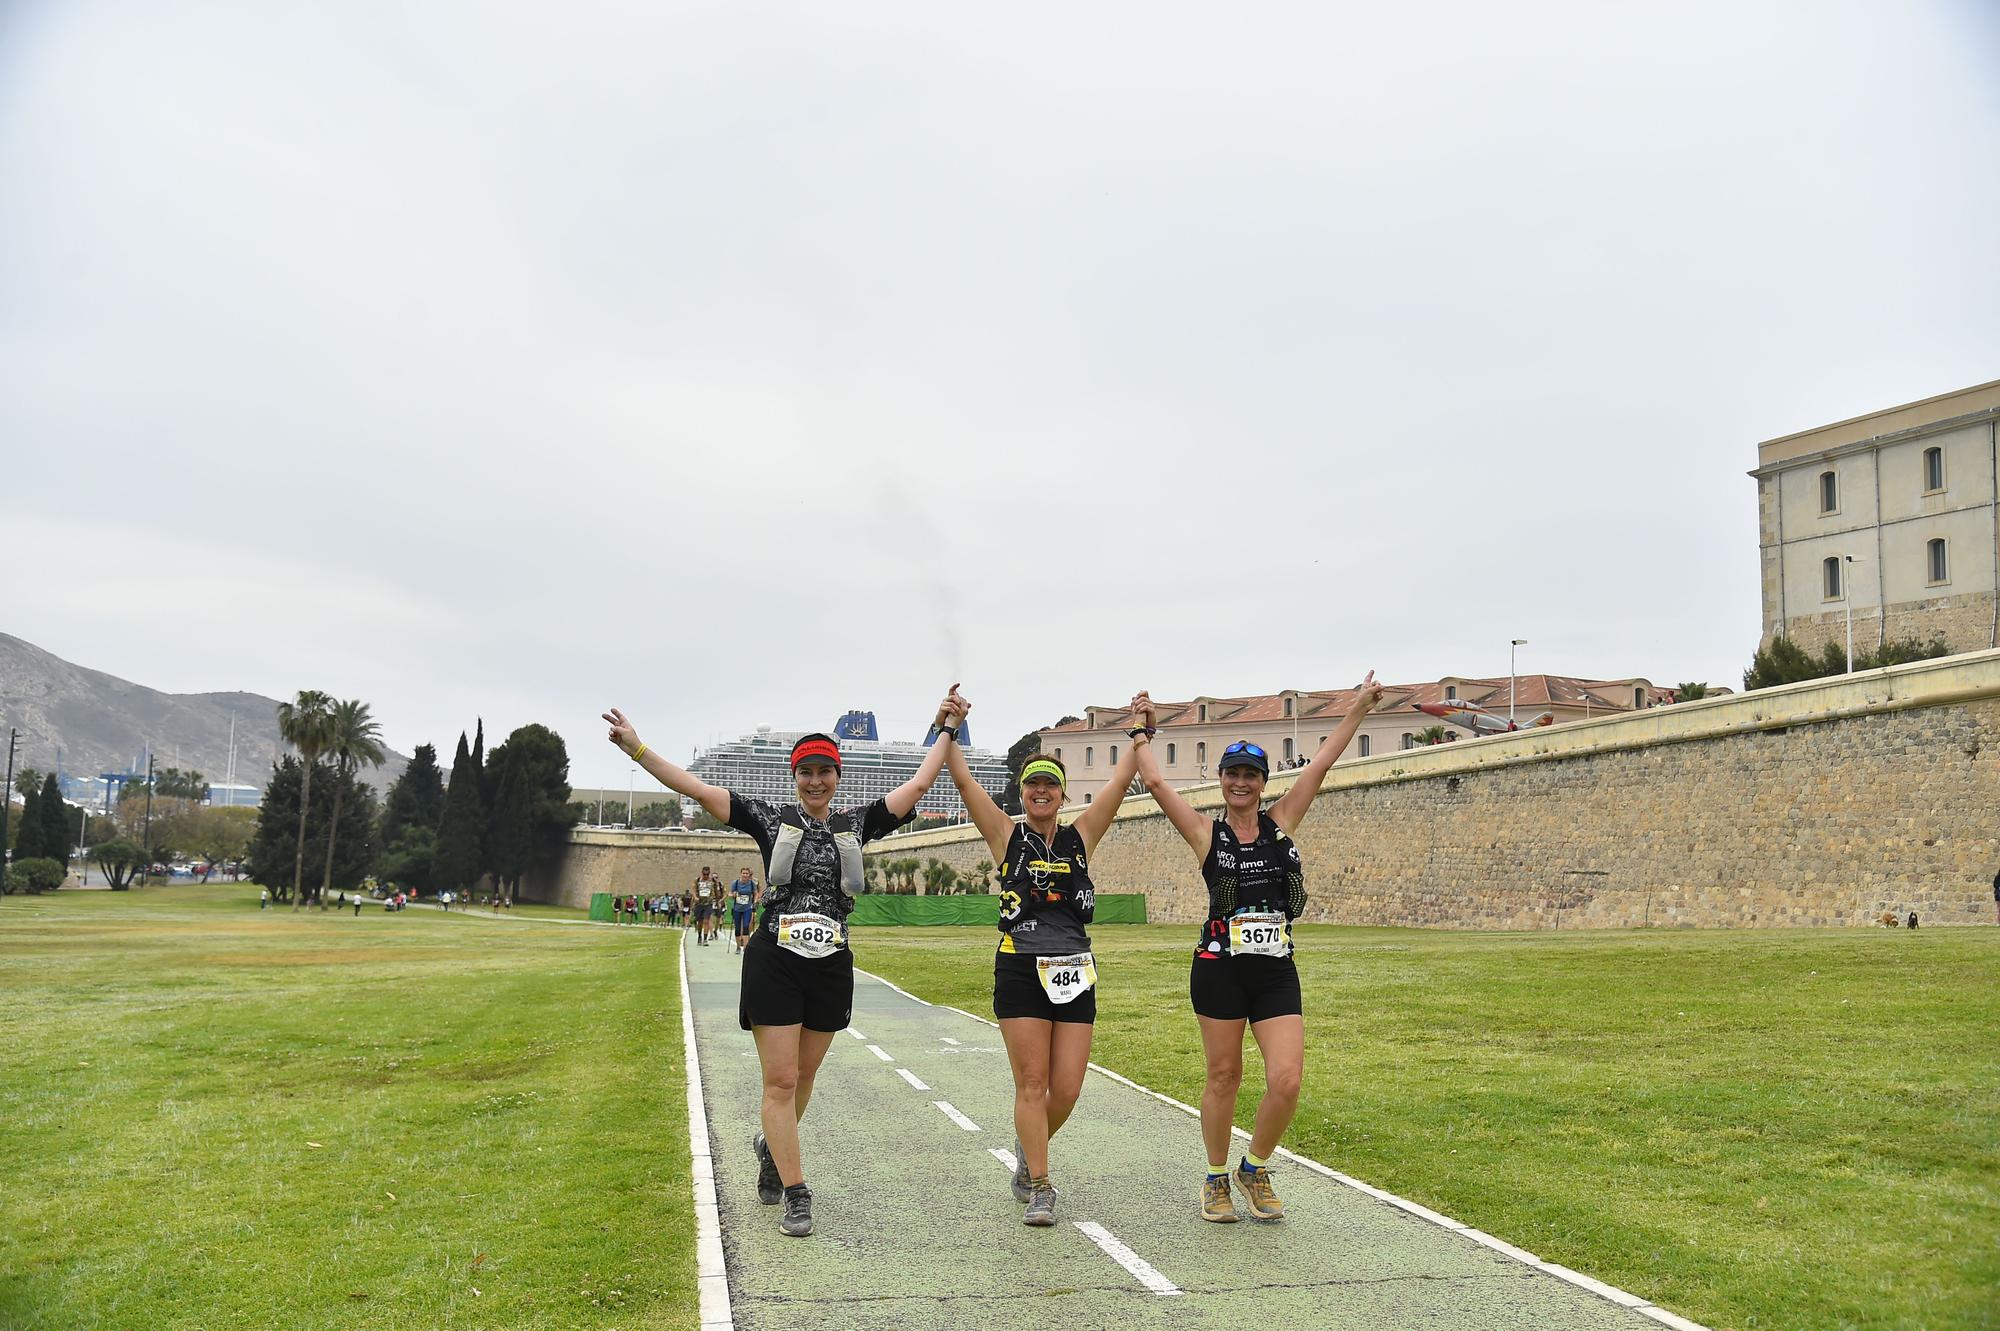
left=731, top=868, right=760, bottom=956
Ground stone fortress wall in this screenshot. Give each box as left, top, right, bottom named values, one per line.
left=532, top=651, right=2000, bottom=928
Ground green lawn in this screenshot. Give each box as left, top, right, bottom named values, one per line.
left=0, top=885, right=695, bottom=1331
left=853, top=922, right=2000, bottom=1331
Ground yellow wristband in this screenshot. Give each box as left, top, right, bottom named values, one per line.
left=632, top=743, right=647, bottom=761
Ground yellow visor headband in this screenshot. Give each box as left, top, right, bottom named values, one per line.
left=1019, top=759, right=1066, bottom=789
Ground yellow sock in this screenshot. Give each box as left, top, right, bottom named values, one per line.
left=1206, top=1162, right=1227, bottom=1179
left=1245, top=1152, right=1269, bottom=1170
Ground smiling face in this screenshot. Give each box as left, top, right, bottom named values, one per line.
left=794, top=759, right=839, bottom=810
left=1219, top=762, right=1266, bottom=812
left=1022, top=772, right=1064, bottom=820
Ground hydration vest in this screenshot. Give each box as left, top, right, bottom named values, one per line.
left=767, top=804, right=865, bottom=899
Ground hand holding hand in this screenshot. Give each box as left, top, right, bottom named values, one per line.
left=603, top=707, right=641, bottom=756
left=943, top=683, right=971, bottom=725
left=1129, top=691, right=1156, bottom=730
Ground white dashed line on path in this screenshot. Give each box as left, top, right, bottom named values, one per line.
left=845, top=1028, right=866, bottom=1040
left=1074, top=1221, right=1184, bottom=1296
left=894, top=1068, right=929, bottom=1090
left=940, top=1037, right=961, bottom=1046
left=989, top=1147, right=1018, bottom=1172
left=865, top=1044, right=894, bottom=1063
left=933, top=1101, right=981, bottom=1132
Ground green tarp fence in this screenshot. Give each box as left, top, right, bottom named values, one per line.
left=846, top=893, right=1147, bottom=927
left=588, top=893, right=614, bottom=922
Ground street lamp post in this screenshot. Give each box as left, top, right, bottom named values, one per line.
left=1842, top=554, right=1863, bottom=673
left=1, top=729, right=17, bottom=875
left=1509, top=639, right=1528, bottom=724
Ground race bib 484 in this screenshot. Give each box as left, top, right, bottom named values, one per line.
left=1035, top=951, right=1098, bottom=1004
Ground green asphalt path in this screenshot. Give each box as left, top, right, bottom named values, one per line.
left=685, top=936, right=1695, bottom=1331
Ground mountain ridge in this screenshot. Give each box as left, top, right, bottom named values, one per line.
left=0, top=633, right=408, bottom=801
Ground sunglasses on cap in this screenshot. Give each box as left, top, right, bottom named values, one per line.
left=1221, top=741, right=1266, bottom=761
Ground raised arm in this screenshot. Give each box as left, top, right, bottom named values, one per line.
left=935, top=688, right=1014, bottom=863
left=1269, top=671, right=1384, bottom=835
left=882, top=685, right=960, bottom=820
left=1127, top=692, right=1211, bottom=861
left=1072, top=709, right=1143, bottom=855
left=603, top=707, right=730, bottom=823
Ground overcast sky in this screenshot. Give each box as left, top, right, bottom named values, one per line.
left=4, top=1, right=1998, bottom=788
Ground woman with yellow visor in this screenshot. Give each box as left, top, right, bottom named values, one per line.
left=934, top=686, right=1141, bottom=1226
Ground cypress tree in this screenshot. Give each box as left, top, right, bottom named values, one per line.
left=38, top=774, right=70, bottom=869
left=13, top=782, right=43, bottom=861
left=434, top=732, right=484, bottom=894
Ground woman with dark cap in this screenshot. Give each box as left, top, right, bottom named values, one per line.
left=603, top=693, right=956, bottom=1238
left=1130, top=672, right=1384, bottom=1224
left=931, top=686, right=1141, bottom=1227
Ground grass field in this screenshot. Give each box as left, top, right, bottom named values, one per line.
left=8, top=889, right=1995, bottom=1331
left=854, top=922, right=2000, bottom=1331
left=0, top=885, right=696, bottom=1331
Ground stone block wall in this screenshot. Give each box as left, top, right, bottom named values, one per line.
left=862, top=651, right=2000, bottom=929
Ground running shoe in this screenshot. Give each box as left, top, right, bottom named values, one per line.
left=779, top=1185, right=814, bottom=1237
left=1023, top=1177, right=1057, bottom=1227
left=1010, top=1138, right=1032, bottom=1203
left=752, top=1132, right=781, bottom=1205
left=1234, top=1161, right=1284, bottom=1219
left=1201, top=1174, right=1238, bottom=1223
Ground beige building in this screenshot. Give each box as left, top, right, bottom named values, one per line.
left=1754, top=378, right=2000, bottom=658
left=1040, top=674, right=1679, bottom=805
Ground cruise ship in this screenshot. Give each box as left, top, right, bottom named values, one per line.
left=688, top=711, right=1009, bottom=820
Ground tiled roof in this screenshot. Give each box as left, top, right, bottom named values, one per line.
left=1048, top=675, right=1687, bottom=732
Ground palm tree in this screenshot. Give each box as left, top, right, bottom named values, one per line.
left=275, top=690, right=336, bottom=910
left=970, top=858, right=994, bottom=894
left=1415, top=725, right=1449, bottom=746
left=320, top=698, right=388, bottom=908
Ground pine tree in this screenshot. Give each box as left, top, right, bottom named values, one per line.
left=38, top=774, right=70, bottom=869
left=246, top=757, right=377, bottom=897
left=434, top=732, right=485, bottom=894
left=13, top=781, right=44, bottom=861
left=379, top=743, right=445, bottom=849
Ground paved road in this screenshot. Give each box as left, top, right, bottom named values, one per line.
left=684, top=937, right=1701, bottom=1331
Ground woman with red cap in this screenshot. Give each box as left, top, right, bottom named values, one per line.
left=603, top=693, right=957, bottom=1238
left=1130, top=672, right=1384, bottom=1224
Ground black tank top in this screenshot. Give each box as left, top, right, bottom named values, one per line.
left=997, top=822, right=1095, bottom=955
left=1194, top=811, right=1305, bottom=958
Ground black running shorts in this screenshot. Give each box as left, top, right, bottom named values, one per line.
left=993, top=951, right=1097, bottom=1024
left=1188, top=952, right=1302, bottom=1023
left=739, top=932, right=854, bottom=1032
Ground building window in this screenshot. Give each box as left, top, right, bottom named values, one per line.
left=1633, top=688, right=1645, bottom=709
left=1085, top=746, right=1094, bottom=766
left=1319, top=736, right=1327, bottom=747
left=1928, top=538, right=1949, bottom=585
left=1445, top=685, right=1457, bottom=701
left=1819, top=470, right=1838, bottom=514
left=1283, top=738, right=1295, bottom=763
left=1823, top=556, right=1842, bottom=600
left=1923, top=446, right=1944, bottom=493
left=1084, top=792, right=1093, bottom=804
left=1198, top=704, right=1208, bottom=722
left=1109, top=744, right=1118, bottom=765
left=1359, top=735, right=1371, bottom=757
left=1053, top=748, right=1061, bottom=762
left=1166, top=742, right=1176, bottom=764
left=1196, top=742, right=1206, bottom=765
left=1283, top=698, right=1293, bottom=718
left=1401, top=733, right=1414, bottom=750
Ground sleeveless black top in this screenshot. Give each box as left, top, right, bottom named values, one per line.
left=997, top=822, right=1095, bottom=955
left=1194, top=810, right=1306, bottom=958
